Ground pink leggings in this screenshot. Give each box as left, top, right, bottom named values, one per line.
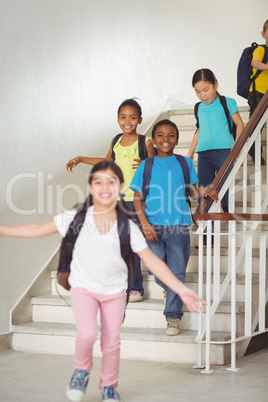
left=71, top=287, right=126, bottom=388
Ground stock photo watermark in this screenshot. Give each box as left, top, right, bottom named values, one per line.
left=5, top=171, right=86, bottom=215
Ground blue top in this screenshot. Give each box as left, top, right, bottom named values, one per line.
left=129, top=155, right=198, bottom=226
left=196, top=97, right=238, bottom=152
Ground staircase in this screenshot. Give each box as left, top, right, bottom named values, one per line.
left=12, top=106, right=264, bottom=366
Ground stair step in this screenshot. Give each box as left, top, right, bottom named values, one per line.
left=30, top=292, right=246, bottom=332
left=12, top=321, right=231, bottom=365
left=169, top=106, right=250, bottom=127
left=51, top=270, right=260, bottom=301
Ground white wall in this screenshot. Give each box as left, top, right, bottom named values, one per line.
left=0, top=0, right=267, bottom=333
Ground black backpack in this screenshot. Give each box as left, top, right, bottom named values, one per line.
left=111, top=133, right=158, bottom=160
left=237, top=42, right=268, bottom=99
left=141, top=155, right=197, bottom=227
left=57, top=203, right=136, bottom=307
left=194, top=95, right=236, bottom=140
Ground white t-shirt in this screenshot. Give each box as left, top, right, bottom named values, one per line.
left=54, top=206, right=148, bottom=295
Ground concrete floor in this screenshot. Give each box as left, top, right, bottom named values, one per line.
left=0, top=349, right=268, bottom=402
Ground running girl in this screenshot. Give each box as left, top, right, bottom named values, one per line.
left=0, top=161, right=206, bottom=402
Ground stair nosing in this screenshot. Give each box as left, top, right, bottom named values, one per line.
left=12, top=321, right=232, bottom=343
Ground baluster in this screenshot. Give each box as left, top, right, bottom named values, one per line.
left=226, top=219, right=239, bottom=372
left=245, top=232, right=252, bottom=337
left=201, top=220, right=214, bottom=374
left=194, top=221, right=205, bottom=369
left=259, top=232, right=266, bottom=331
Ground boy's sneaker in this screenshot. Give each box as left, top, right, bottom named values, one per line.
left=128, top=291, right=143, bottom=302
left=101, top=385, right=121, bottom=401
left=66, top=369, right=89, bottom=402
left=166, top=318, right=181, bottom=336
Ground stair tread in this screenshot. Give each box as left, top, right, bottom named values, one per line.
left=169, top=106, right=249, bottom=115
left=143, top=272, right=259, bottom=284
left=31, top=294, right=246, bottom=314
left=51, top=270, right=260, bottom=284
left=12, top=321, right=232, bottom=343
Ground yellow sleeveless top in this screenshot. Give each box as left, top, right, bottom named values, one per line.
left=113, top=136, right=151, bottom=201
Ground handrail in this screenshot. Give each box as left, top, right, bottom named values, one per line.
left=194, top=212, right=268, bottom=221
left=195, top=90, right=268, bottom=215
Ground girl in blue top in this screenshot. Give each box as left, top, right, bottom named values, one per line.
left=187, top=68, right=244, bottom=212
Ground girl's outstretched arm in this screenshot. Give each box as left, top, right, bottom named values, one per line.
left=66, top=142, right=114, bottom=172
left=0, top=220, right=58, bottom=238
left=187, top=129, right=199, bottom=160
left=138, top=247, right=207, bottom=313
left=232, top=112, right=244, bottom=143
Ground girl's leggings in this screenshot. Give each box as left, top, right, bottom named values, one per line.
left=71, top=287, right=126, bottom=388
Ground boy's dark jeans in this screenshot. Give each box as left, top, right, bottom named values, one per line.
left=146, top=225, right=190, bottom=320
left=248, top=90, right=264, bottom=163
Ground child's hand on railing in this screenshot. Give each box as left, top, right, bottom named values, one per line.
left=200, top=186, right=218, bottom=202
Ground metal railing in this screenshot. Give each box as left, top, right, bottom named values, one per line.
left=194, top=214, right=268, bottom=373
left=193, top=91, right=268, bottom=372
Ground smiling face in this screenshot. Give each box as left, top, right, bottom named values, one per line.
left=194, top=80, right=218, bottom=104
left=117, top=105, right=143, bottom=135
left=152, top=124, right=178, bottom=157
left=89, top=169, right=123, bottom=209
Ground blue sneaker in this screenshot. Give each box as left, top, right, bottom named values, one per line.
left=66, top=369, right=89, bottom=401
left=101, top=385, right=121, bottom=401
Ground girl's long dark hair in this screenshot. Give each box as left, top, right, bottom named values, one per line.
left=192, top=68, right=217, bottom=87
left=192, top=68, right=220, bottom=97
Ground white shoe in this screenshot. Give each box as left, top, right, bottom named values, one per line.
left=128, top=291, right=143, bottom=302
left=66, top=370, right=89, bottom=401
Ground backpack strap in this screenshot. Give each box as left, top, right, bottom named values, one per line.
left=219, top=96, right=236, bottom=140
left=194, top=102, right=201, bottom=129
left=111, top=133, right=123, bottom=160
left=117, top=206, right=136, bottom=318
left=138, top=134, right=147, bottom=160
left=174, top=155, right=198, bottom=228
left=141, top=157, right=155, bottom=200
left=57, top=206, right=87, bottom=290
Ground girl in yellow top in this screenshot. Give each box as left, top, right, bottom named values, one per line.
left=66, top=98, right=155, bottom=301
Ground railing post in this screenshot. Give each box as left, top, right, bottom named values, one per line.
left=259, top=233, right=266, bottom=331
left=201, top=220, right=214, bottom=374
left=194, top=221, right=205, bottom=369
left=255, top=132, right=262, bottom=213
left=245, top=233, right=253, bottom=337
left=226, top=219, right=240, bottom=372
